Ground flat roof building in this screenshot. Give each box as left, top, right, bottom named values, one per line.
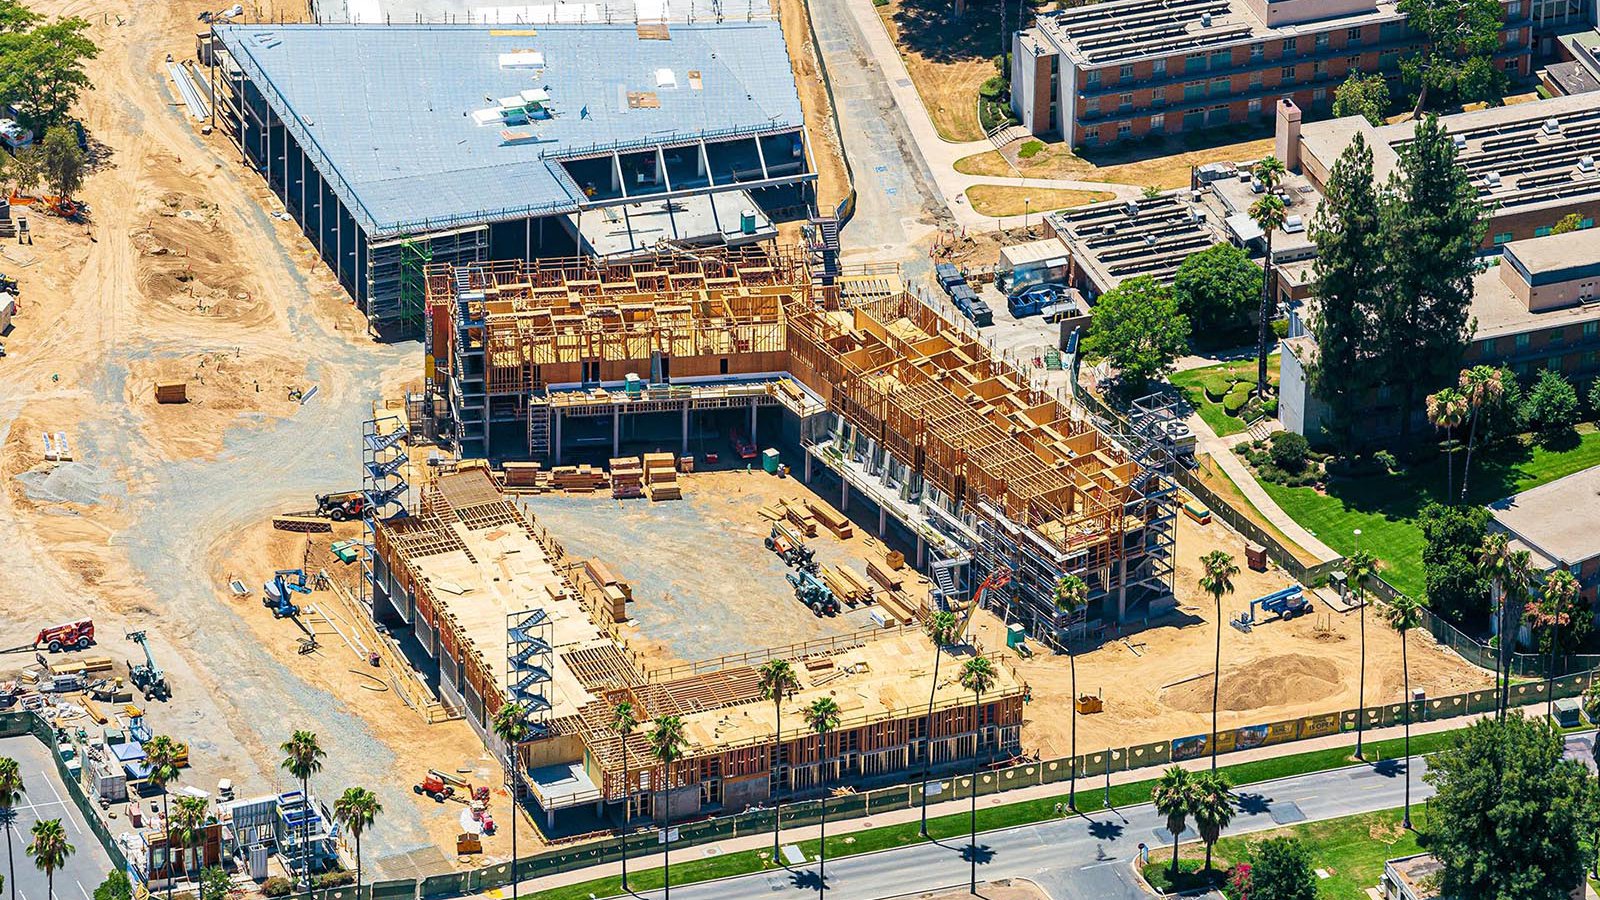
left=1010, top=0, right=1531, bottom=146
left=1488, top=465, right=1600, bottom=588
left=210, top=21, right=813, bottom=334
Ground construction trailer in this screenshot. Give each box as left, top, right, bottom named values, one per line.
left=421, top=246, right=1177, bottom=630
left=370, top=469, right=1026, bottom=832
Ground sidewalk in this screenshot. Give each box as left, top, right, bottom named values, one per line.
left=1190, top=414, right=1342, bottom=564
left=501, top=712, right=1486, bottom=897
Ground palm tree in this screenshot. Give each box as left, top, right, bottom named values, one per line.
left=648, top=715, right=688, bottom=900
left=1530, top=569, right=1581, bottom=719
left=169, top=794, right=209, bottom=884
left=1500, top=550, right=1538, bottom=717
left=1250, top=155, right=1288, bottom=398
left=1052, top=575, right=1089, bottom=809
left=1457, top=365, right=1504, bottom=503
left=1197, top=550, right=1238, bottom=771
left=1345, top=549, right=1377, bottom=760
left=143, top=735, right=182, bottom=900
left=333, top=787, right=382, bottom=893
left=919, top=610, right=961, bottom=836
left=959, top=656, right=997, bottom=895
left=1151, top=766, right=1195, bottom=879
left=1189, top=771, right=1236, bottom=874
left=278, top=731, right=324, bottom=900
left=1382, top=593, right=1423, bottom=829
left=26, top=819, right=72, bottom=900
left=490, top=702, right=533, bottom=900
left=0, top=756, right=24, bottom=900
left=1425, top=387, right=1468, bottom=499
left=608, top=701, right=639, bottom=890
left=756, top=660, right=801, bottom=854
left=803, top=697, right=842, bottom=896
left=1477, top=533, right=1513, bottom=718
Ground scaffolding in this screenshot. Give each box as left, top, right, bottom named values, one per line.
left=506, top=609, right=555, bottom=741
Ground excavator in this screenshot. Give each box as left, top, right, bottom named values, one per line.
left=126, top=631, right=171, bottom=701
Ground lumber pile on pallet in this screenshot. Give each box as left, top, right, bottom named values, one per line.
left=503, top=462, right=543, bottom=490
left=273, top=514, right=332, bottom=533
left=610, top=457, right=644, bottom=499
left=874, top=589, right=918, bottom=626
left=824, top=564, right=873, bottom=606
left=866, top=558, right=903, bottom=591
left=550, top=465, right=608, bottom=493
left=782, top=499, right=817, bottom=537
left=154, top=381, right=188, bottom=404
left=805, top=499, right=853, bottom=539
left=643, top=453, right=681, bottom=501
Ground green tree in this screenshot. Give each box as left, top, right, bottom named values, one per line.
left=332, top=787, right=381, bottom=893
left=40, top=125, right=83, bottom=200
left=0, top=757, right=22, bottom=900
left=1523, top=368, right=1579, bottom=446
left=25, top=819, right=72, bottom=900
left=0, top=2, right=41, bottom=34
left=9, top=143, right=43, bottom=199
left=0, top=16, right=99, bottom=129
left=1420, top=502, right=1491, bottom=623
left=755, top=661, right=800, bottom=854
left=1309, top=133, right=1384, bottom=446
left=1426, top=387, right=1468, bottom=499
left=1190, top=771, right=1236, bottom=873
left=1527, top=569, right=1581, bottom=719
left=1426, top=714, right=1600, bottom=900
left=278, top=731, right=324, bottom=900
left=1332, top=72, right=1390, bottom=126
left=958, top=656, right=997, bottom=895
left=169, top=793, right=209, bottom=882
left=198, top=866, right=230, bottom=900
left=803, top=696, right=842, bottom=897
left=1345, top=549, right=1377, bottom=759
left=143, top=735, right=182, bottom=900
left=918, top=611, right=960, bottom=835
left=1152, top=766, right=1196, bottom=878
left=1246, top=837, right=1317, bottom=900
left=1398, top=0, right=1505, bottom=112
left=1198, top=551, right=1238, bottom=771
left=1171, top=243, right=1260, bottom=338
left=1081, top=276, right=1189, bottom=391
left=648, top=715, right=688, bottom=900
left=1551, top=213, right=1585, bottom=235
left=1383, top=593, right=1424, bottom=827
left=1249, top=172, right=1288, bottom=398
left=92, top=870, right=132, bottom=900
left=1053, top=574, right=1089, bottom=809
left=490, top=702, right=533, bottom=900
left=1378, top=116, right=1483, bottom=439
left=1457, top=365, right=1505, bottom=501
left=608, top=701, right=639, bottom=889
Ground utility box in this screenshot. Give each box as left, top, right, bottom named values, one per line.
left=154, top=381, right=188, bottom=404
left=1555, top=696, right=1582, bottom=728
left=1245, top=542, right=1268, bottom=572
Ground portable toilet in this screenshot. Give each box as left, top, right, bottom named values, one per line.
left=1005, top=624, right=1026, bottom=649
left=762, top=448, right=780, bottom=474
left=625, top=373, right=643, bottom=398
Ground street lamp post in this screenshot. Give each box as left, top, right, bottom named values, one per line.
left=1354, top=528, right=1366, bottom=761
left=1023, top=197, right=1031, bottom=235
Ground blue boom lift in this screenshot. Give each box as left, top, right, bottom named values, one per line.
left=263, top=569, right=311, bottom=619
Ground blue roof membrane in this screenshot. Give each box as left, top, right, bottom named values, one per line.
left=216, top=22, right=803, bottom=237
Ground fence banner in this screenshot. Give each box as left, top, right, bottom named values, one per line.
left=1298, top=712, right=1340, bottom=740
left=418, top=871, right=465, bottom=898
left=1424, top=693, right=1468, bottom=721
left=1170, top=734, right=1208, bottom=762
left=1078, top=750, right=1110, bottom=777
left=1040, top=758, right=1074, bottom=784
left=1127, top=741, right=1171, bottom=769
left=1467, top=690, right=1498, bottom=715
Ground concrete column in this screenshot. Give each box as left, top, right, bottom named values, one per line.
left=803, top=449, right=812, bottom=483
left=681, top=405, right=690, bottom=457
left=878, top=505, right=887, bottom=538
left=916, top=534, right=925, bottom=568
left=1117, top=555, right=1128, bottom=622
left=840, top=478, right=848, bottom=512
left=613, top=408, right=621, bottom=458
left=749, top=399, right=757, bottom=447
left=554, top=411, right=563, bottom=465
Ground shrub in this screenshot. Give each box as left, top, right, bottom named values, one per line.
left=1584, top=682, right=1600, bottom=723
left=1263, top=398, right=1279, bottom=417
left=315, top=871, right=356, bottom=889
left=1524, top=368, right=1579, bottom=446
left=1271, top=317, right=1290, bottom=339
left=1201, top=375, right=1231, bottom=400
left=1373, top=449, right=1397, bottom=472
left=1018, top=139, right=1044, bottom=159
left=1223, top=392, right=1250, bottom=414
left=262, top=879, right=292, bottom=899
left=979, top=76, right=1009, bottom=101
left=1589, top=377, right=1600, bottom=421
left=1269, top=431, right=1311, bottom=472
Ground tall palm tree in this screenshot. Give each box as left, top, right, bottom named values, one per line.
left=1345, top=549, right=1377, bottom=760
left=143, top=735, right=182, bottom=900
left=1189, top=771, right=1236, bottom=874
left=1425, top=387, right=1468, bottom=500
left=1457, top=365, right=1504, bottom=504
left=648, top=715, right=688, bottom=900
left=1499, top=550, right=1538, bottom=717
left=756, top=660, right=801, bottom=853
left=278, top=731, right=324, bottom=900
left=1382, top=593, right=1423, bottom=829
left=491, top=702, right=533, bottom=900
left=803, top=697, right=842, bottom=896
left=1530, top=569, right=1581, bottom=719
left=1197, top=550, right=1238, bottom=771
left=1250, top=155, right=1288, bottom=398
left=26, top=819, right=72, bottom=900
left=1052, top=574, right=1089, bottom=809
left=333, top=787, right=382, bottom=893
left=919, top=610, right=960, bottom=836
left=1477, top=533, right=1513, bottom=718
left=609, top=701, right=639, bottom=890
left=1151, top=766, right=1195, bottom=879
left=0, top=756, right=24, bottom=900
left=959, top=656, right=997, bottom=895
left=169, top=794, right=209, bottom=884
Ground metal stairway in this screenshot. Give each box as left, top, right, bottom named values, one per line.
left=809, top=216, right=840, bottom=284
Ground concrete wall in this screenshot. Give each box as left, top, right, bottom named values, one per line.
left=1278, top=340, right=1326, bottom=437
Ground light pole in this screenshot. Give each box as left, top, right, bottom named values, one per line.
left=1354, top=528, right=1366, bottom=761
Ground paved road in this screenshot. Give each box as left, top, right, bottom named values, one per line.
left=616, top=733, right=1594, bottom=900
left=0, top=737, right=115, bottom=900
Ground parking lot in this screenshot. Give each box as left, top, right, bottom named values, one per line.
left=0, top=736, right=114, bottom=900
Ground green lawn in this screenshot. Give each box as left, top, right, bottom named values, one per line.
left=1169, top=354, right=1279, bottom=437
left=1208, top=807, right=1429, bottom=899
left=1258, top=427, right=1600, bottom=598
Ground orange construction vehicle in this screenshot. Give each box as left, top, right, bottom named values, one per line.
left=413, top=773, right=454, bottom=802
left=2, top=619, right=95, bottom=654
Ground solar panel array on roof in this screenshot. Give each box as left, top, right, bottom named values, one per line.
left=1393, top=107, right=1600, bottom=213
left=1045, top=0, right=1248, bottom=63
left=1057, top=195, right=1218, bottom=283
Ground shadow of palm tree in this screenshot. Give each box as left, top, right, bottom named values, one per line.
left=960, top=842, right=997, bottom=865
left=1372, top=758, right=1406, bottom=778
left=788, top=868, right=826, bottom=892
left=1087, top=818, right=1125, bottom=840
left=1235, top=792, right=1271, bottom=816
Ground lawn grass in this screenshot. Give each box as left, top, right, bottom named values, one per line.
left=875, top=0, right=1001, bottom=142
left=954, top=130, right=1275, bottom=189
left=964, top=185, right=1112, bottom=217
left=1207, top=806, right=1429, bottom=899
left=1258, top=426, right=1600, bottom=598
left=1140, top=857, right=1230, bottom=894
left=534, top=730, right=1461, bottom=900
left=1169, top=355, right=1279, bottom=438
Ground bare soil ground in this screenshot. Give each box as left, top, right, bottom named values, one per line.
left=956, top=134, right=1277, bottom=190
left=124, top=350, right=306, bottom=461
left=778, top=0, right=852, bottom=211
left=964, top=185, right=1112, bottom=217
left=875, top=0, right=999, bottom=143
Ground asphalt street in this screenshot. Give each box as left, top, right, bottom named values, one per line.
left=0, top=736, right=114, bottom=900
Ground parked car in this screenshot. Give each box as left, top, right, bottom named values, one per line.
left=0, top=119, right=33, bottom=151
left=1008, top=283, right=1065, bottom=318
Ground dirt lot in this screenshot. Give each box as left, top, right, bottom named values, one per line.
left=875, top=0, right=1003, bottom=143
left=778, top=0, right=852, bottom=211
left=955, top=133, right=1277, bottom=190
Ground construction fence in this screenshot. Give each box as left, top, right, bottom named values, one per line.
left=0, top=711, right=132, bottom=876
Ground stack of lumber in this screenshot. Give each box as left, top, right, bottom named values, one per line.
left=584, top=559, right=631, bottom=622
left=550, top=465, right=608, bottom=493
left=829, top=564, right=873, bottom=605
left=503, top=462, right=542, bottom=489
left=874, top=589, right=917, bottom=626
left=642, top=453, right=681, bottom=501
left=805, top=499, right=853, bottom=539
left=610, top=457, right=643, bottom=499
left=50, top=656, right=114, bottom=677
left=154, top=381, right=188, bottom=404
left=781, top=500, right=817, bottom=536
left=866, top=558, right=903, bottom=591
left=757, top=503, right=786, bottom=521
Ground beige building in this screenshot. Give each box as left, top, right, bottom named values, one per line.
left=1500, top=228, right=1600, bottom=310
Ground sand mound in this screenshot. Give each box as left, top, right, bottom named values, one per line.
left=1162, top=653, right=1341, bottom=713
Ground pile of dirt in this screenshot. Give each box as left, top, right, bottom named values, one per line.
left=132, top=190, right=267, bottom=324
left=1162, top=653, right=1342, bottom=713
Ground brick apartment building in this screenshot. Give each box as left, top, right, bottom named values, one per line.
left=1011, top=0, right=1533, bottom=146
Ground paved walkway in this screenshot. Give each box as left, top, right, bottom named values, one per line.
left=1190, top=417, right=1342, bottom=564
